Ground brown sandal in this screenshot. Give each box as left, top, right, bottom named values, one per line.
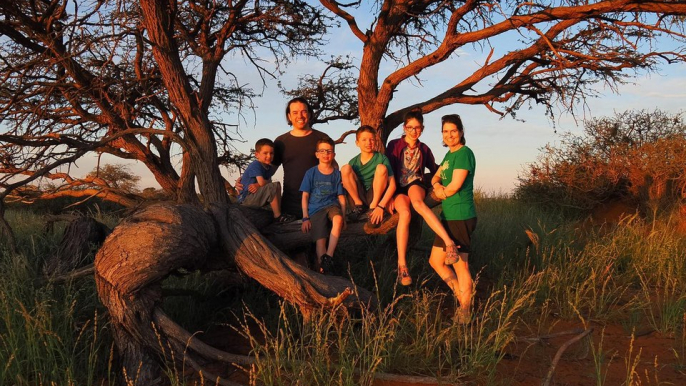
left=398, top=265, right=412, bottom=286
left=445, top=244, right=460, bottom=265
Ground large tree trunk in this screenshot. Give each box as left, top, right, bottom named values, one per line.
left=94, top=202, right=374, bottom=385
left=44, top=216, right=110, bottom=276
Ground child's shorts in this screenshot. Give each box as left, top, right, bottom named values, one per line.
left=310, top=204, right=343, bottom=242
left=432, top=217, right=477, bottom=254
left=346, top=176, right=375, bottom=208
left=241, top=181, right=280, bottom=208
left=395, top=179, right=427, bottom=196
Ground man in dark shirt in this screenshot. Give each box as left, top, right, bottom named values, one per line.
left=273, top=97, right=332, bottom=217
left=236, top=97, right=331, bottom=218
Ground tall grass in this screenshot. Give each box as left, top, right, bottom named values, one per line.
left=0, top=210, right=114, bottom=386
left=0, top=197, right=684, bottom=385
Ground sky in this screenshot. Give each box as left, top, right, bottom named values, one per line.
left=85, top=8, right=686, bottom=195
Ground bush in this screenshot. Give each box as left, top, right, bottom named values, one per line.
left=516, top=109, right=686, bottom=213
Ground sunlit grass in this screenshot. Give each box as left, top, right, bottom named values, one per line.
left=0, top=197, right=684, bottom=385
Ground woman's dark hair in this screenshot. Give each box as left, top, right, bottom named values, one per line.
left=285, top=97, right=315, bottom=126
left=441, top=114, right=466, bottom=145
left=403, top=109, right=424, bottom=127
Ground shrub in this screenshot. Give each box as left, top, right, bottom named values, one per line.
left=516, top=109, right=686, bottom=213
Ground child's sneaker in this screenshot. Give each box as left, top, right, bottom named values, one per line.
left=319, top=254, right=336, bottom=275
left=275, top=213, right=297, bottom=224
left=347, top=205, right=367, bottom=222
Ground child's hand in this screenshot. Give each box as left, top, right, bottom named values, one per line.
left=301, top=219, right=311, bottom=233
left=432, top=185, right=446, bottom=201
left=248, top=183, right=259, bottom=193
left=386, top=200, right=395, bottom=214
left=369, top=206, right=384, bottom=224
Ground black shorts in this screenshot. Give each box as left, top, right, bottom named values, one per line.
left=432, top=217, right=477, bottom=254
left=396, top=179, right=427, bottom=196
left=310, top=204, right=343, bottom=242
left=345, top=177, right=375, bottom=208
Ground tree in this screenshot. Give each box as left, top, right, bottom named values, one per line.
left=294, top=0, right=686, bottom=142
left=2, top=0, right=686, bottom=384
left=5, top=164, right=144, bottom=209
left=0, top=1, right=375, bottom=384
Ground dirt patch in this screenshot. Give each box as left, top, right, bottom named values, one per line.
left=192, top=315, right=685, bottom=386
left=498, top=321, right=685, bottom=386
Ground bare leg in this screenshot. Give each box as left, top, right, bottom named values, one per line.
left=341, top=165, right=363, bottom=206
left=369, top=164, right=389, bottom=208
left=326, top=215, right=343, bottom=256
left=428, top=245, right=455, bottom=281
left=452, top=253, right=473, bottom=312
left=394, top=194, right=412, bottom=270
left=270, top=192, right=281, bottom=218
left=315, top=238, right=327, bottom=260
left=407, top=185, right=454, bottom=247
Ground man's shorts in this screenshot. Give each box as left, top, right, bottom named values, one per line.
left=432, top=217, right=477, bottom=254
left=241, top=181, right=281, bottom=209
left=310, top=204, right=343, bottom=242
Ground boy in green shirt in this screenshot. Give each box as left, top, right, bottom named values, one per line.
left=341, top=126, right=396, bottom=226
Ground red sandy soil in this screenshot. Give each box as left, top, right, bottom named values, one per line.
left=199, top=314, right=685, bottom=386
left=495, top=320, right=685, bottom=386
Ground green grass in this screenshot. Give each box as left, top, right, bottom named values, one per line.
left=0, top=198, right=685, bottom=385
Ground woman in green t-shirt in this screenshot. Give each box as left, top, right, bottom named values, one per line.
left=429, top=114, right=477, bottom=324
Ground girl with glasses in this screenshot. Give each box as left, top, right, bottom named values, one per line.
left=385, top=110, right=458, bottom=286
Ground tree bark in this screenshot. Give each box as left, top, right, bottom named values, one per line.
left=94, top=202, right=374, bottom=385
left=44, top=216, right=110, bottom=276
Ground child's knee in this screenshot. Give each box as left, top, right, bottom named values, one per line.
left=341, top=164, right=353, bottom=176
left=374, top=164, right=388, bottom=178
left=410, top=199, right=427, bottom=211
left=398, top=210, right=411, bottom=221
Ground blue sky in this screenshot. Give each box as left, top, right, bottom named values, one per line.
left=93, top=9, right=686, bottom=195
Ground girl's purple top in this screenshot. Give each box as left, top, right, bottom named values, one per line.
left=385, top=136, right=439, bottom=187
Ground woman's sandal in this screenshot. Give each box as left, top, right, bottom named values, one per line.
left=453, top=308, right=472, bottom=325
left=398, top=265, right=412, bottom=286
left=445, top=243, right=460, bottom=265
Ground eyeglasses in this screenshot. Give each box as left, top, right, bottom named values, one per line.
left=316, top=149, right=334, bottom=154
left=405, top=126, right=423, bottom=132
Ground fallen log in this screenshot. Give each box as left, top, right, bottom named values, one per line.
left=94, top=202, right=375, bottom=385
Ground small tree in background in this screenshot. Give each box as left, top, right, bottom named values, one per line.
left=516, top=109, right=686, bottom=213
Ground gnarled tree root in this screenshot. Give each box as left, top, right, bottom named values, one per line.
left=95, top=202, right=375, bottom=385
